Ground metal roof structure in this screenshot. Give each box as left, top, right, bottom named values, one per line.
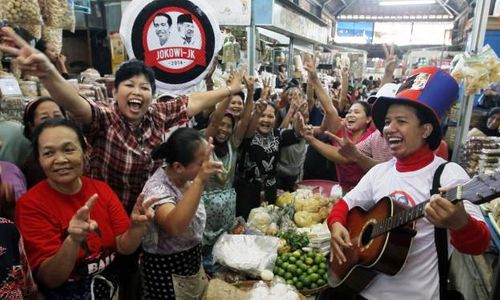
left=321, top=0, right=473, bottom=21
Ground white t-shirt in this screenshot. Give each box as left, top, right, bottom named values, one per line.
left=343, top=156, right=484, bottom=300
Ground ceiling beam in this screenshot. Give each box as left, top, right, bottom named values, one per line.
left=335, top=0, right=359, bottom=17
left=436, top=0, right=458, bottom=16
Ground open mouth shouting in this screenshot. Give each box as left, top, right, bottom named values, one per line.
left=258, top=121, right=272, bottom=134
left=387, top=136, right=403, bottom=149
left=127, top=99, right=144, bottom=114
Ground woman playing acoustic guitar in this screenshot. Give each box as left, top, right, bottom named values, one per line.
left=327, top=66, right=491, bottom=300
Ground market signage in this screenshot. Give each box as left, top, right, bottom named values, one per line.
left=120, top=0, right=222, bottom=92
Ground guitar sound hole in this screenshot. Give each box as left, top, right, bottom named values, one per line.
left=361, top=224, right=373, bottom=246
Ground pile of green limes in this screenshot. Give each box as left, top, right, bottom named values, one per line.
left=273, top=249, right=328, bottom=291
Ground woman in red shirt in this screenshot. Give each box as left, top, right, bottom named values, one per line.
left=15, top=118, right=157, bottom=299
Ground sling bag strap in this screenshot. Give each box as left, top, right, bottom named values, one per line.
left=432, top=162, right=450, bottom=300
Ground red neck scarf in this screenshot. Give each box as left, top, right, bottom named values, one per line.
left=396, top=144, right=434, bottom=172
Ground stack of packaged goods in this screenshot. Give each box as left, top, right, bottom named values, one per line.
left=459, top=136, right=500, bottom=175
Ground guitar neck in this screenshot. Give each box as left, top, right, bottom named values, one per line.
left=371, top=188, right=462, bottom=238
left=370, top=171, right=500, bottom=238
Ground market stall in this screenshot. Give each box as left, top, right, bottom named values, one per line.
left=202, top=180, right=341, bottom=299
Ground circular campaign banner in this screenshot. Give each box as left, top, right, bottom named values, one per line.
left=120, top=0, right=222, bottom=92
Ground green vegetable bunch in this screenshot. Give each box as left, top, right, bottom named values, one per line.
left=279, top=230, right=309, bottom=251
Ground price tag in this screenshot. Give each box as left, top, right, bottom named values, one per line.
left=0, top=77, right=22, bottom=97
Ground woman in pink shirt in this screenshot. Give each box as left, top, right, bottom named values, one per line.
left=306, top=101, right=374, bottom=192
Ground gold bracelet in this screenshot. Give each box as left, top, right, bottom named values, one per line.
left=225, top=86, right=232, bottom=97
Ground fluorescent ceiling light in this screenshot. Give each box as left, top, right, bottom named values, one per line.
left=380, top=0, right=436, bottom=5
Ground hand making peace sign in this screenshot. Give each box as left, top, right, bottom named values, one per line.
left=325, top=125, right=359, bottom=161
left=0, top=27, right=56, bottom=78
left=130, top=193, right=159, bottom=228
left=383, top=43, right=397, bottom=75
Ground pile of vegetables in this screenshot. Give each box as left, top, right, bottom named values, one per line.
left=273, top=249, right=329, bottom=291
left=278, top=230, right=309, bottom=254
left=277, top=189, right=336, bottom=227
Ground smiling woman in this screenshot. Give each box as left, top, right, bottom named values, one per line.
left=21, top=97, right=66, bottom=189
left=15, top=118, right=158, bottom=300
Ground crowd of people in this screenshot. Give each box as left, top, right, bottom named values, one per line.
left=0, top=25, right=496, bottom=300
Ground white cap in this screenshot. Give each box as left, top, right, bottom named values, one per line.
left=367, top=83, right=400, bottom=104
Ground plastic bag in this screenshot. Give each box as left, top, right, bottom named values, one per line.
left=46, top=0, right=75, bottom=31
left=42, top=26, right=63, bottom=53
left=19, top=23, right=42, bottom=40
left=248, top=207, right=272, bottom=233
left=212, top=234, right=280, bottom=277
left=62, top=0, right=75, bottom=32
left=248, top=278, right=300, bottom=300
left=1, top=0, right=43, bottom=25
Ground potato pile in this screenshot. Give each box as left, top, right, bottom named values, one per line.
left=277, top=189, right=335, bottom=228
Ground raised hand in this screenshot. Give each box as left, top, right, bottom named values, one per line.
left=196, top=137, right=223, bottom=183
left=293, top=112, right=311, bottom=138
left=383, top=43, right=397, bottom=75
left=288, top=90, right=302, bottom=113
left=67, top=194, right=99, bottom=243
left=130, top=193, right=158, bottom=228
left=244, top=74, right=255, bottom=92
left=261, top=77, right=272, bottom=100
left=0, top=27, right=55, bottom=78
left=303, top=55, right=319, bottom=81
left=254, top=98, right=268, bottom=115
left=228, top=67, right=246, bottom=94
left=325, top=126, right=358, bottom=161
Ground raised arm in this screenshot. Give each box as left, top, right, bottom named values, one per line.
left=154, top=141, right=222, bottom=236
left=279, top=91, right=302, bottom=129
left=339, top=68, right=350, bottom=114
left=304, top=133, right=349, bottom=164
left=304, top=57, right=341, bottom=133
left=234, top=75, right=255, bottom=142
left=205, top=97, right=230, bottom=139
left=116, top=194, right=158, bottom=255
left=326, top=131, right=382, bottom=171
left=245, top=99, right=267, bottom=138
left=381, top=44, right=397, bottom=86
left=187, top=69, right=244, bottom=117
left=0, top=27, right=92, bottom=125
left=306, top=78, right=315, bottom=113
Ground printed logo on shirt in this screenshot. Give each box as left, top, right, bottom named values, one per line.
left=87, top=252, right=116, bottom=275
left=389, top=190, right=417, bottom=207
left=120, top=0, right=222, bottom=91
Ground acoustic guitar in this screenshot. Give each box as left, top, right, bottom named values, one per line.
left=329, top=171, right=500, bottom=293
